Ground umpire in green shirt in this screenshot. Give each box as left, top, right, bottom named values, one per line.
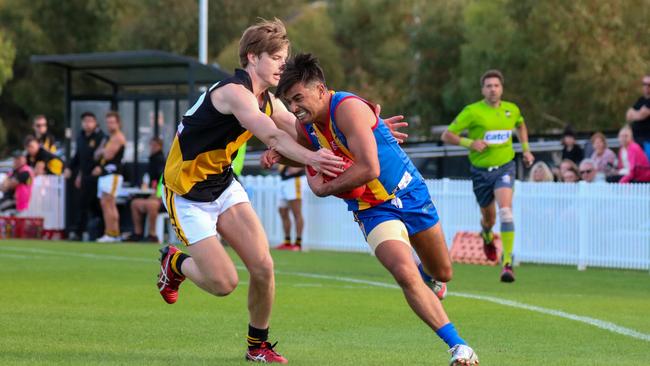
left=442, top=69, right=534, bottom=283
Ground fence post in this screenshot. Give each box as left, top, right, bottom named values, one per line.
left=577, top=181, right=588, bottom=271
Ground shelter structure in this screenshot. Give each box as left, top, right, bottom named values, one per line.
left=31, top=50, right=229, bottom=182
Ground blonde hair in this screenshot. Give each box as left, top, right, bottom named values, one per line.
left=619, top=124, right=633, bottom=136
left=239, top=18, right=290, bottom=68
left=528, top=161, right=554, bottom=182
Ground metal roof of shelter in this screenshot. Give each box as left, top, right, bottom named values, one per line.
left=30, top=50, right=231, bottom=167
left=31, top=50, right=229, bottom=87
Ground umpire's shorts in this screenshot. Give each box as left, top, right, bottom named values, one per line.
left=470, top=160, right=515, bottom=207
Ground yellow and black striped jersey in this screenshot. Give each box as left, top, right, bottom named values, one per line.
left=38, top=134, right=57, bottom=153
left=98, top=135, right=124, bottom=176
left=27, top=147, right=63, bottom=175
left=164, top=69, right=273, bottom=202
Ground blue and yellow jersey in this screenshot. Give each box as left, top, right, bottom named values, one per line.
left=300, top=91, right=422, bottom=211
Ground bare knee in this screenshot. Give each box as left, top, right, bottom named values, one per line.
left=433, top=265, right=453, bottom=283
left=390, top=263, right=422, bottom=291
left=248, top=255, right=274, bottom=281
left=205, top=272, right=238, bottom=296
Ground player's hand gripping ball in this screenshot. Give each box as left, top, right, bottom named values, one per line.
left=307, top=156, right=366, bottom=199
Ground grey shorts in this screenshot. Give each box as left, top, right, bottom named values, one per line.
left=470, top=160, right=515, bottom=208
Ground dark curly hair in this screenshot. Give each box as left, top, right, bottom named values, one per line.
left=276, top=53, right=326, bottom=99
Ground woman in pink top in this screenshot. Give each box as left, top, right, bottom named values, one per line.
left=590, top=132, right=617, bottom=177
left=0, top=155, right=34, bottom=211
left=617, top=125, right=650, bottom=183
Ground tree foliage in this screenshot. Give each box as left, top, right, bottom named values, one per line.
left=0, top=29, right=14, bottom=93
left=0, top=0, right=120, bottom=153
left=216, top=2, right=343, bottom=86
left=1, top=0, right=649, bottom=154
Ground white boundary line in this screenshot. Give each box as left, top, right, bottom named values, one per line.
left=273, top=270, right=650, bottom=342
left=2, top=245, right=649, bottom=342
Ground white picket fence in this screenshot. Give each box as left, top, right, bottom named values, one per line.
left=23, top=175, right=66, bottom=230
left=240, top=176, right=650, bottom=271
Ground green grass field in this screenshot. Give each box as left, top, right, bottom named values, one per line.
left=2, top=240, right=649, bottom=365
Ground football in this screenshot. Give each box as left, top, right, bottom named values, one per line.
left=307, top=156, right=366, bottom=199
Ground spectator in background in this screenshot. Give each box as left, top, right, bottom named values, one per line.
left=625, top=74, right=650, bottom=158
left=561, top=163, right=581, bottom=183
left=560, top=126, right=583, bottom=165
left=0, top=153, right=34, bottom=212
left=613, top=125, right=650, bottom=183
left=275, top=165, right=305, bottom=251
left=93, top=111, right=126, bottom=243
left=528, top=161, right=554, bottom=182
left=126, top=137, right=165, bottom=242
left=24, top=135, right=64, bottom=176
left=64, top=112, right=105, bottom=241
left=578, top=159, right=600, bottom=183
left=557, top=159, right=575, bottom=181
left=590, top=132, right=617, bottom=177
left=32, top=115, right=57, bottom=154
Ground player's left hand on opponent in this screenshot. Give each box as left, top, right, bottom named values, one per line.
left=523, top=151, right=535, bottom=168
left=308, top=148, right=344, bottom=178
left=260, top=149, right=281, bottom=169
left=376, top=103, right=408, bottom=144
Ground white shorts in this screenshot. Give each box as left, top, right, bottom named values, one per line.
left=162, top=179, right=250, bottom=246
left=97, top=174, right=123, bottom=198
left=278, top=176, right=304, bottom=208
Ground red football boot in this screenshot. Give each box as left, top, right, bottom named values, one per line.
left=245, top=342, right=288, bottom=364
left=157, top=245, right=186, bottom=304
left=275, top=243, right=293, bottom=250
left=481, top=231, right=497, bottom=262
left=289, top=244, right=302, bottom=252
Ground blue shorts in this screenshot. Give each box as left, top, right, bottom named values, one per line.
left=470, top=160, right=515, bottom=207
left=353, top=179, right=439, bottom=239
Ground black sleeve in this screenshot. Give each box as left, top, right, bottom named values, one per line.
left=15, top=171, right=31, bottom=184
left=68, top=136, right=81, bottom=171
left=69, top=151, right=79, bottom=171
left=576, top=145, right=584, bottom=162
left=633, top=97, right=645, bottom=110
left=94, top=131, right=106, bottom=148
left=148, top=154, right=165, bottom=181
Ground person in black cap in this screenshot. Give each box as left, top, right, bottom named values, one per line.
left=560, top=126, right=584, bottom=166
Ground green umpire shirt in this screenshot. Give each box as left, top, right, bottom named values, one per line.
left=448, top=100, right=524, bottom=168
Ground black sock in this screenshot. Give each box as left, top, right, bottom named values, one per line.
left=172, top=253, right=190, bottom=276
left=294, top=237, right=302, bottom=247
left=247, top=324, right=269, bottom=349
left=283, top=235, right=291, bottom=244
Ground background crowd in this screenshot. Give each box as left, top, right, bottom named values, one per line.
left=529, top=75, right=650, bottom=184
left=0, top=111, right=165, bottom=243
left=0, top=73, right=648, bottom=240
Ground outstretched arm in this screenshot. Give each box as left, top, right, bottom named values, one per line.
left=261, top=120, right=314, bottom=169
left=269, top=94, right=299, bottom=140
left=214, top=84, right=343, bottom=176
